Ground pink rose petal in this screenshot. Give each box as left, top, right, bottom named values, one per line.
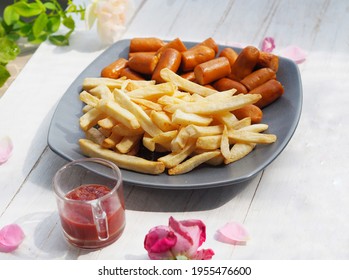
left=0, top=136, right=13, bottom=164
left=261, top=37, right=275, bottom=53
left=0, top=224, right=25, bottom=253
left=279, top=45, right=307, bottom=64
left=216, top=222, right=249, bottom=245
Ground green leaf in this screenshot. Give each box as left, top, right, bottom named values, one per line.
left=13, top=2, right=44, bottom=18
left=47, top=15, right=61, bottom=33
left=44, top=2, right=57, bottom=11
left=3, top=6, right=20, bottom=25
left=49, top=35, right=69, bottom=46
left=19, top=24, right=32, bottom=37
left=0, top=38, right=20, bottom=64
left=63, top=16, right=75, bottom=30
left=0, top=23, right=5, bottom=37
left=32, top=13, right=48, bottom=38
left=0, top=64, right=11, bottom=88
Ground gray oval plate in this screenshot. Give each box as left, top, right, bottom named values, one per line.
left=48, top=39, right=302, bottom=189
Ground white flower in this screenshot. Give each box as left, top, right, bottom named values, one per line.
left=85, top=0, right=133, bottom=45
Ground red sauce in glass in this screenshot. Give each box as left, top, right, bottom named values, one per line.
left=60, top=184, right=125, bottom=248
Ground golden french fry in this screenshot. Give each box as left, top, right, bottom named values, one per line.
left=113, top=88, right=163, bottom=137
left=168, top=150, right=221, bottom=175
left=123, top=80, right=156, bottom=91
left=82, top=104, right=93, bottom=113
left=224, top=143, right=256, bottom=164
left=186, top=124, right=223, bottom=138
left=80, top=90, right=99, bottom=107
left=80, top=108, right=106, bottom=131
left=85, top=127, right=105, bottom=145
left=196, top=135, right=221, bottom=150
left=238, top=123, right=269, bottom=132
left=131, top=98, right=163, bottom=111
left=89, top=84, right=114, bottom=100
left=101, top=131, right=123, bottom=149
left=97, top=99, right=140, bottom=129
left=229, top=130, right=277, bottom=144
left=165, top=93, right=262, bottom=114
left=158, top=139, right=196, bottom=168
left=98, top=116, right=118, bottom=129
left=79, top=139, right=165, bottom=175
left=126, top=82, right=176, bottom=99
left=171, top=126, right=190, bottom=152
left=83, top=77, right=125, bottom=91
left=160, top=68, right=217, bottom=97
left=112, top=123, right=144, bottom=136
left=150, top=110, right=179, bottom=132
left=98, top=127, right=112, bottom=137
left=142, top=133, right=155, bottom=152
left=213, top=111, right=238, bottom=129
left=193, top=149, right=225, bottom=166
left=172, top=109, right=213, bottom=126
left=220, top=125, right=231, bottom=160
left=115, top=135, right=142, bottom=154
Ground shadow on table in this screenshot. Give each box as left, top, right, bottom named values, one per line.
left=124, top=176, right=258, bottom=212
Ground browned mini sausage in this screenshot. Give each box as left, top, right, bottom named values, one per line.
left=180, top=71, right=196, bottom=82
left=120, top=67, right=145, bottom=80
left=240, top=68, right=276, bottom=91
left=128, top=52, right=155, bottom=59
left=152, top=48, right=182, bottom=83
left=129, top=37, right=165, bottom=52
left=181, top=45, right=216, bottom=72
left=155, top=38, right=187, bottom=59
left=101, top=58, right=128, bottom=79
left=249, top=79, right=284, bottom=108
left=232, top=104, right=263, bottom=124
left=212, top=77, right=248, bottom=94
left=229, top=46, right=260, bottom=81
left=193, top=37, right=219, bottom=54
left=256, top=52, right=279, bottom=72
left=128, top=52, right=159, bottom=75
left=194, top=57, right=231, bottom=85
left=219, top=48, right=239, bottom=68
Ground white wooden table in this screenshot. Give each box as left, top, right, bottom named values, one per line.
left=1, top=0, right=348, bottom=260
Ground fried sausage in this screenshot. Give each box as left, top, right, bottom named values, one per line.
left=152, top=48, right=182, bottom=83
left=129, top=37, right=165, bottom=52
left=193, top=37, right=219, bottom=54
left=101, top=58, right=128, bottom=79
left=249, top=79, right=284, bottom=108
left=194, top=57, right=231, bottom=85
left=155, top=38, right=187, bottom=59
left=256, top=52, right=279, bottom=72
left=128, top=52, right=155, bottom=59
left=212, top=77, right=247, bottom=94
left=219, top=48, right=238, bottom=68
left=180, top=71, right=196, bottom=82
left=240, top=68, right=276, bottom=91
left=127, top=52, right=159, bottom=75
left=181, top=45, right=216, bottom=72
left=232, top=104, right=263, bottom=124
left=229, top=46, right=260, bottom=81
left=120, top=67, right=145, bottom=80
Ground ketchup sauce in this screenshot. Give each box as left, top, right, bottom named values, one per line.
left=59, top=184, right=125, bottom=248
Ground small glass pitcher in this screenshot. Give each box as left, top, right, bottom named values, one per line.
left=53, top=158, right=125, bottom=249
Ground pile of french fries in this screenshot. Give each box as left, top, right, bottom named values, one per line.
left=78, top=68, right=277, bottom=175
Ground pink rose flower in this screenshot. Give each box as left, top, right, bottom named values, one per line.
left=144, top=216, right=214, bottom=260
left=0, top=136, right=13, bottom=165
left=261, top=37, right=276, bottom=53
left=0, top=224, right=25, bottom=253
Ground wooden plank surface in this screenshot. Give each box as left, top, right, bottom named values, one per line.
left=0, top=0, right=348, bottom=260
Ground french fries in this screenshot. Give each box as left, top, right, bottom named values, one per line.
left=78, top=68, right=277, bottom=175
